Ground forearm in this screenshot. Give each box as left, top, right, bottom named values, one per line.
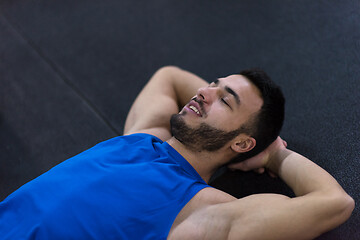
left=260, top=149, right=354, bottom=236
left=267, top=149, right=344, bottom=196
left=267, top=149, right=354, bottom=230
left=124, top=66, right=208, bottom=137
left=165, top=66, right=209, bottom=108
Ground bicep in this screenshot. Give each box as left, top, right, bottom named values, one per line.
left=181, top=193, right=340, bottom=240
left=225, top=193, right=339, bottom=240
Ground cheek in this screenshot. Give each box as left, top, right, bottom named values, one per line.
left=208, top=102, right=229, bottom=115
left=206, top=107, right=238, bottom=130
left=208, top=104, right=250, bottom=130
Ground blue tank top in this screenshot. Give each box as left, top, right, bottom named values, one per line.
left=0, top=134, right=209, bottom=239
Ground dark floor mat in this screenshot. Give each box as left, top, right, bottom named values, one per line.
left=0, top=1, right=359, bottom=239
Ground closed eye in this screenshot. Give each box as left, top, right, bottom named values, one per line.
left=221, top=98, right=232, bottom=109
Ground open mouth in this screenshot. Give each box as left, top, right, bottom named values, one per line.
left=189, top=105, right=201, bottom=116
left=186, top=99, right=204, bottom=117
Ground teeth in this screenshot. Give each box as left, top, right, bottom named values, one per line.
left=189, top=105, right=200, bottom=115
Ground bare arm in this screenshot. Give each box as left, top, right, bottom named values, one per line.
left=173, top=139, right=355, bottom=240
left=227, top=140, right=355, bottom=239
left=124, top=66, right=208, bottom=140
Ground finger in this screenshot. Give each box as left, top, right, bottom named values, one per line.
left=254, top=168, right=265, bottom=174
left=228, top=162, right=244, bottom=171
left=268, top=170, right=278, bottom=178
left=229, top=158, right=263, bottom=172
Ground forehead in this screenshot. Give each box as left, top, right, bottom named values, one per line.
left=218, top=74, right=263, bottom=113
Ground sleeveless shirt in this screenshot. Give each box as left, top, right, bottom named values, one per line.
left=0, top=134, right=209, bottom=239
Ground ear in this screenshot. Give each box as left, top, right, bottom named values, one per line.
left=230, top=136, right=256, bottom=153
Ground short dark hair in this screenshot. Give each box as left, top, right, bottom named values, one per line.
left=229, top=68, right=285, bottom=164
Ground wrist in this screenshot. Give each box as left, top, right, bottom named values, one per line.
left=265, top=148, right=292, bottom=175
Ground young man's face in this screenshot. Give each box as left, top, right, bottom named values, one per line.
left=171, top=74, right=263, bottom=152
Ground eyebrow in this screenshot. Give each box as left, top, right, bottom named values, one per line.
left=225, top=86, right=241, bottom=106
left=214, top=79, right=241, bottom=106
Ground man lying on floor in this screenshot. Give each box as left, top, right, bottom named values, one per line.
left=0, top=66, right=354, bottom=239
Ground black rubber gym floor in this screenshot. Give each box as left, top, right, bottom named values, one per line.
left=0, top=1, right=359, bottom=239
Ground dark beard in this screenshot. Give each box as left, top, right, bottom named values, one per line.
left=170, top=113, right=242, bottom=152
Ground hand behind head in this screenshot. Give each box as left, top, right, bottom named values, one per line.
left=228, top=136, right=287, bottom=175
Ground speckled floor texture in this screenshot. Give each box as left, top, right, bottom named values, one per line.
left=1, top=1, right=359, bottom=239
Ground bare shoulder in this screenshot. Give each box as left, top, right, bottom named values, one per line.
left=168, top=187, right=236, bottom=239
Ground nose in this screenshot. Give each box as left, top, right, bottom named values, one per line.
left=196, top=86, right=219, bottom=103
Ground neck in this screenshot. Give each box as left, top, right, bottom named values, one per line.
left=166, top=137, right=233, bottom=183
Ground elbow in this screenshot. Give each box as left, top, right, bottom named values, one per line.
left=340, top=193, right=355, bottom=221
left=153, top=66, right=181, bottom=84
left=157, top=65, right=180, bottom=74
left=327, top=191, right=355, bottom=228
left=313, top=190, right=355, bottom=237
